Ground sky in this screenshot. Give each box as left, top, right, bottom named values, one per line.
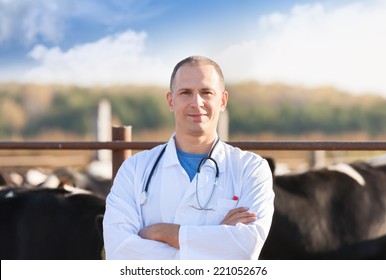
left=1, top=0, right=386, bottom=97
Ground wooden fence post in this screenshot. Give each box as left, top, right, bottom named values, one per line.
left=309, top=150, right=327, bottom=169
left=112, top=126, right=132, bottom=180
left=217, top=109, right=229, bottom=141
left=95, top=99, right=112, bottom=162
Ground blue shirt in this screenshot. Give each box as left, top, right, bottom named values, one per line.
left=176, top=149, right=207, bottom=181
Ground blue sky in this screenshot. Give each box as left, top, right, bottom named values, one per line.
left=1, top=0, right=386, bottom=97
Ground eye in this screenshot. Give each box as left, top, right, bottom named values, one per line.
left=201, top=91, right=214, bottom=97
left=179, top=91, right=191, bottom=95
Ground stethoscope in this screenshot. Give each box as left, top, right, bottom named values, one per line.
left=140, top=138, right=220, bottom=211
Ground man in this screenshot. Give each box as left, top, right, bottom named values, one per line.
left=103, top=55, right=274, bottom=259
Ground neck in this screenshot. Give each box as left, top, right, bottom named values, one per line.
left=174, top=132, right=217, bottom=154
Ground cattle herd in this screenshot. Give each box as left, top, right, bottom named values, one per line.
left=1, top=156, right=386, bottom=260
left=261, top=159, right=386, bottom=259
left=0, top=167, right=109, bottom=260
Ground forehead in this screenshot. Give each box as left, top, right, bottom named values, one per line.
left=173, top=64, right=221, bottom=90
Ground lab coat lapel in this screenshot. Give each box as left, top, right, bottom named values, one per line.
left=158, top=136, right=227, bottom=220
left=211, top=140, right=226, bottom=174
left=158, top=137, right=188, bottom=222
left=180, top=140, right=227, bottom=207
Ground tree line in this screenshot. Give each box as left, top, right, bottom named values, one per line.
left=1, top=82, right=386, bottom=139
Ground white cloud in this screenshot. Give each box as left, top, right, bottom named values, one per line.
left=23, top=30, right=171, bottom=86
left=12, top=0, right=386, bottom=96
left=0, top=0, right=69, bottom=44
left=218, top=1, right=386, bottom=96
left=0, top=0, right=165, bottom=46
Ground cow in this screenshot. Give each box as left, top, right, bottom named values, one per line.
left=34, top=167, right=112, bottom=199
left=0, top=186, right=105, bottom=260
left=0, top=170, right=23, bottom=187
left=0, top=167, right=112, bottom=199
left=260, top=161, right=386, bottom=259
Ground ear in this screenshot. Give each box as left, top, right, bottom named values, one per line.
left=166, top=91, right=174, bottom=112
left=220, top=91, right=229, bottom=112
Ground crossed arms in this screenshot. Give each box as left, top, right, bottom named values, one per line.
left=138, top=207, right=257, bottom=249
left=103, top=152, right=274, bottom=259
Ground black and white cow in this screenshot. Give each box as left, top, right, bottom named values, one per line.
left=0, top=167, right=112, bottom=199
left=260, top=161, right=386, bottom=259
left=0, top=171, right=23, bottom=187
left=0, top=186, right=105, bottom=260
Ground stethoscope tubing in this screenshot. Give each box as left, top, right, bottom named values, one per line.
left=143, top=144, right=167, bottom=194
left=141, top=138, right=220, bottom=207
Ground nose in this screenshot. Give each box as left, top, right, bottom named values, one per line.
left=191, top=92, right=204, bottom=107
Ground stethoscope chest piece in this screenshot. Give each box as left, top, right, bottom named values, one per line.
left=140, top=191, right=148, bottom=205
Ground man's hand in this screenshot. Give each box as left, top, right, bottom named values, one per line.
left=220, top=207, right=257, bottom=226
left=138, top=207, right=255, bottom=249
left=138, top=223, right=180, bottom=249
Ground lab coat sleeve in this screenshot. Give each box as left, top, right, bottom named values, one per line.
left=103, top=158, right=179, bottom=260
left=178, top=158, right=274, bottom=259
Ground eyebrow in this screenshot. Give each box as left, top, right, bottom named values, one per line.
left=176, top=87, right=215, bottom=92
left=200, top=87, right=215, bottom=91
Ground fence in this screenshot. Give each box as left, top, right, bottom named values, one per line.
left=1, top=126, right=386, bottom=178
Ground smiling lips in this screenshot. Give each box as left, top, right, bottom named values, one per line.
left=188, top=112, right=207, bottom=121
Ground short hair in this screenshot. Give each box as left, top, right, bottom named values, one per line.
left=169, top=55, right=225, bottom=92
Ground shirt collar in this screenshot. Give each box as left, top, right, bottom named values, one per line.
left=163, top=134, right=226, bottom=173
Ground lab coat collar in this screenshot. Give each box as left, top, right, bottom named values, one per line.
left=162, top=134, right=181, bottom=168
left=162, top=134, right=226, bottom=173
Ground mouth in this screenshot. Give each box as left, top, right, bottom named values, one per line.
left=188, top=113, right=207, bottom=121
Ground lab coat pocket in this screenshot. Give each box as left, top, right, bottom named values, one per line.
left=217, top=198, right=238, bottom=210
left=207, top=198, right=238, bottom=225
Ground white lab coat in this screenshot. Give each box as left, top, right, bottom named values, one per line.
left=103, top=135, right=274, bottom=259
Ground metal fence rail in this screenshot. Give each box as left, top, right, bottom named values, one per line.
left=2, top=124, right=386, bottom=178
left=1, top=141, right=386, bottom=151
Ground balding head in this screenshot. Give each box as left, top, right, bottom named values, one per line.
left=169, top=56, right=225, bottom=93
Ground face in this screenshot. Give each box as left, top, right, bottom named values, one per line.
left=166, top=64, right=228, bottom=139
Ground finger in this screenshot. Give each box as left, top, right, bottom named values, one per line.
left=222, top=207, right=249, bottom=222
left=221, top=211, right=257, bottom=225
left=222, top=215, right=257, bottom=226
left=223, top=207, right=249, bottom=223
left=226, top=212, right=256, bottom=224
left=138, top=227, right=149, bottom=239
